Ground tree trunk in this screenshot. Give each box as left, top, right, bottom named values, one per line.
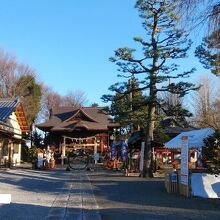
left=141, top=103, right=156, bottom=178
left=140, top=7, right=158, bottom=177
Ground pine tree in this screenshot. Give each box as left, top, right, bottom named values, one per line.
left=195, top=30, right=220, bottom=76
left=103, top=77, right=148, bottom=136
left=103, top=0, right=198, bottom=177
left=203, top=130, right=220, bottom=174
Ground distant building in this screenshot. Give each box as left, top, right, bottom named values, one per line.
left=160, top=116, right=194, bottom=139
left=36, top=107, right=120, bottom=162
left=0, top=98, right=29, bottom=167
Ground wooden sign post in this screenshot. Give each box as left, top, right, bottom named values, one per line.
left=180, top=136, right=189, bottom=197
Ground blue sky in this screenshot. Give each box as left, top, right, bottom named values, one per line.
left=0, top=0, right=212, bottom=106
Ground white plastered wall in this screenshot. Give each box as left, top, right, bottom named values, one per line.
left=8, top=112, right=22, bottom=165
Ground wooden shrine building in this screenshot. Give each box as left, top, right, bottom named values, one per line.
left=36, top=106, right=120, bottom=162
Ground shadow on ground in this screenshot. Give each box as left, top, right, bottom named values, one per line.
left=89, top=170, right=220, bottom=220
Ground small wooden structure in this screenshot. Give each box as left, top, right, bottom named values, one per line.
left=165, top=169, right=191, bottom=197
left=164, top=128, right=215, bottom=197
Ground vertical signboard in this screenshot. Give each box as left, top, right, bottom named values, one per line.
left=181, top=136, right=189, bottom=185
left=121, top=141, right=128, bottom=162
left=139, top=142, right=145, bottom=172
left=111, top=142, right=117, bottom=160
left=37, top=152, right=44, bottom=168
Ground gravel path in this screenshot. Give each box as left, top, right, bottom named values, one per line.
left=1, top=166, right=219, bottom=220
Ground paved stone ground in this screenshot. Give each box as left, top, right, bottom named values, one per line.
left=1, top=166, right=220, bottom=220
left=88, top=169, right=220, bottom=220
left=0, top=167, right=101, bottom=220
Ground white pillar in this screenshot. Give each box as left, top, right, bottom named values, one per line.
left=61, top=137, right=66, bottom=165
left=94, top=141, right=98, bottom=164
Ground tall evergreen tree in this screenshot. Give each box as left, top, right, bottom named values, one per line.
left=159, top=92, right=193, bottom=122
left=203, top=130, right=220, bottom=174
left=103, top=0, right=198, bottom=177
left=195, top=30, right=220, bottom=76
left=103, top=77, right=148, bottom=135
left=14, top=74, right=42, bottom=127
